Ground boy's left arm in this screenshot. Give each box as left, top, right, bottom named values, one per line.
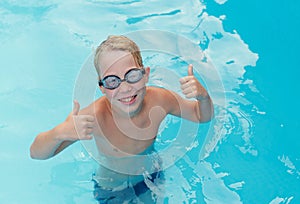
left=179, top=64, right=214, bottom=122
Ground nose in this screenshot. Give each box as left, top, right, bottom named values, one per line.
left=118, top=81, right=133, bottom=93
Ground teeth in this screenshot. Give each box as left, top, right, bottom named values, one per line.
left=120, top=96, right=135, bottom=102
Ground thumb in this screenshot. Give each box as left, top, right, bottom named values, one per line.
left=188, top=64, right=194, bottom=76
left=72, top=100, right=80, bottom=115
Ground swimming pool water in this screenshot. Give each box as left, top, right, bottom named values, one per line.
left=0, top=0, right=299, bottom=203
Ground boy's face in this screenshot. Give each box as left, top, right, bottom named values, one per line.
left=98, top=50, right=149, bottom=117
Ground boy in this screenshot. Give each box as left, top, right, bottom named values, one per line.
left=30, top=35, right=214, bottom=203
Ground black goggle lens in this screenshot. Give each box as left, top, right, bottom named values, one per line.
left=99, top=68, right=145, bottom=90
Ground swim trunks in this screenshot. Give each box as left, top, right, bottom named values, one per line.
left=93, top=171, right=163, bottom=204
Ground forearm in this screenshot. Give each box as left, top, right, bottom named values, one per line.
left=196, top=95, right=214, bottom=123
left=30, top=125, right=69, bottom=160
left=30, top=101, right=95, bottom=159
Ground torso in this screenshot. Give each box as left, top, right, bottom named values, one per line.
left=89, top=87, right=168, bottom=157
left=84, top=86, right=180, bottom=188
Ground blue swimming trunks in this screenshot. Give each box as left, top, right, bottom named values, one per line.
left=93, top=171, right=163, bottom=204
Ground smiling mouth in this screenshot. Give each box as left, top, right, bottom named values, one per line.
left=118, top=95, right=137, bottom=104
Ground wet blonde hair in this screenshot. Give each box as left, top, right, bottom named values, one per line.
left=94, top=35, right=143, bottom=77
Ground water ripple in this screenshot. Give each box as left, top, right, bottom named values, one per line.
left=126, top=9, right=181, bottom=24
left=201, top=103, right=257, bottom=159
left=0, top=2, right=56, bottom=20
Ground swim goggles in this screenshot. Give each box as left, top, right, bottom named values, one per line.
left=98, top=68, right=146, bottom=90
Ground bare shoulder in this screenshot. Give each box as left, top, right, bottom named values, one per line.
left=147, top=86, right=177, bottom=99
left=146, top=86, right=169, bottom=99
left=146, top=86, right=178, bottom=111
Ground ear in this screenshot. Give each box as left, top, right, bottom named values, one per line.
left=144, top=66, right=150, bottom=83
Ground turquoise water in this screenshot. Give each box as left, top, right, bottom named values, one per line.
left=1, top=0, right=299, bottom=203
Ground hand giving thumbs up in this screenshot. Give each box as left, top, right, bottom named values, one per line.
left=179, top=64, right=209, bottom=101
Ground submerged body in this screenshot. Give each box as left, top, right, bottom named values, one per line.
left=93, top=143, right=163, bottom=203
left=30, top=35, right=214, bottom=203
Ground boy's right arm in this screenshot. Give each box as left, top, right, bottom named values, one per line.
left=30, top=100, right=95, bottom=160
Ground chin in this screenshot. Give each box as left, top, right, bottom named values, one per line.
left=113, top=92, right=145, bottom=117
left=122, top=96, right=144, bottom=117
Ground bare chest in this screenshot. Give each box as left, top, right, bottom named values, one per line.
left=95, top=112, right=164, bottom=155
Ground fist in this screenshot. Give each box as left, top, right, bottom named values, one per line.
left=59, top=100, right=95, bottom=141
left=179, top=64, right=208, bottom=100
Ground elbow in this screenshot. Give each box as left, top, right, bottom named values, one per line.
left=30, top=145, right=48, bottom=160
left=29, top=144, right=36, bottom=159
left=29, top=146, right=40, bottom=160
left=30, top=152, right=39, bottom=160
